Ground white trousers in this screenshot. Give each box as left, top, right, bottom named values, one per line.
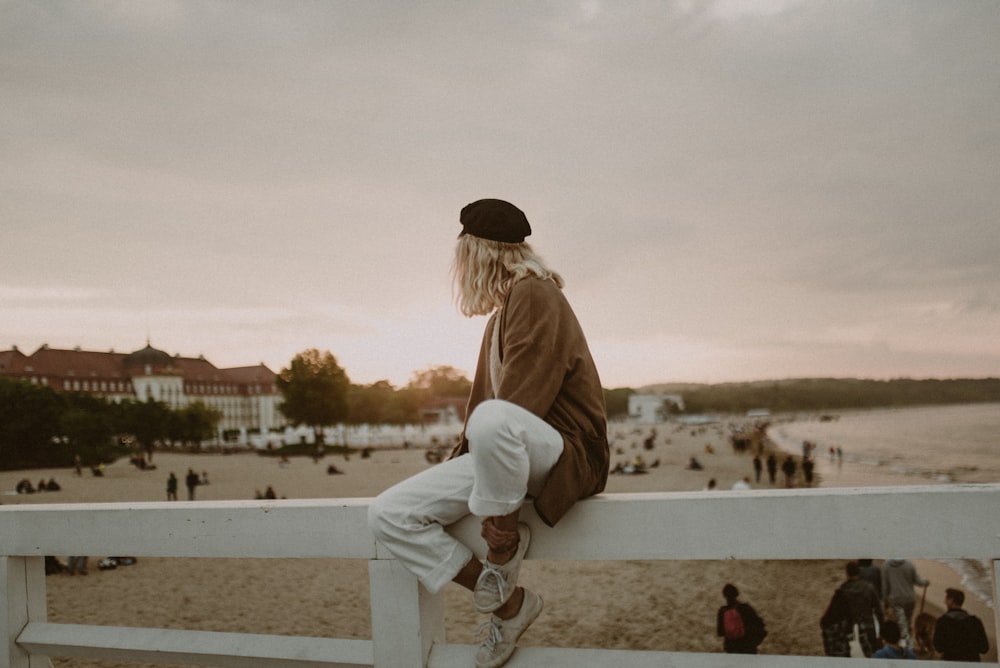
left=367, top=399, right=564, bottom=594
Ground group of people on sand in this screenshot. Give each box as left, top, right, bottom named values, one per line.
left=717, top=561, right=989, bottom=661
left=820, top=559, right=989, bottom=661
left=15, top=477, right=60, bottom=494
left=165, top=469, right=209, bottom=501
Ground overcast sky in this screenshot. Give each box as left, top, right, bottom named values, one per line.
left=3, top=1, right=998, bottom=389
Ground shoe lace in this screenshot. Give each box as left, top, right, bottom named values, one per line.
left=475, top=561, right=508, bottom=603
left=476, top=617, right=503, bottom=651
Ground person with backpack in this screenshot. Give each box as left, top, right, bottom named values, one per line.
left=827, top=560, right=885, bottom=657
left=717, top=583, right=767, bottom=654
left=933, top=588, right=989, bottom=661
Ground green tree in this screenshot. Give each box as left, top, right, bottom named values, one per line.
left=115, top=399, right=172, bottom=456
left=167, top=401, right=223, bottom=448
left=407, top=365, right=472, bottom=398
left=60, top=392, right=120, bottom=465
left=385, top=386, right=426, bottom=425
left=277, top=349, right=351, bottom=445
left=349, top=380, right=398, bottom=425
left=0, top=378, right=62, bottom=469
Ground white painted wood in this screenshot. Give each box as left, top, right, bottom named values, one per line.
left=368, top=560, right=443, bottom=667
left=4, top=485, right=999, bottom=561
left=2, top=558, right=29, bottom=668
left=21, top=559, right=46, bottom=627
left=1, top=558, right=50, bottom=668
left=22, top=559, right=49, bottom=668
left=17, top=623, right=371, bottom=668
left=0, top=500, right=374, bottom=559
left=994, top=559, right=1000, bottom=658
left=429, top=644, right=967, bottom=667
left=446, top=484, right=1000, bottom=561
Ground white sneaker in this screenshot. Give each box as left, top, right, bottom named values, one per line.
left=473, top=523, right=530, bottom=613
left=475, top=588, right=543, bottom=668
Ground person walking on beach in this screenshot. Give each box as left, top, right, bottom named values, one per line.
left=933, top=588, right=989, bottom=661
left=716, top=583, right=767, bottom=654
left=185, top=468, right=199, bottom=501
left=882, top=558, right=928, bottom=644
left=830, top=560, right=884, bottom=657
left=765, top=453, right=777, bottom=484
left=780, top=455, right=797, bottom=487
left=368, top=198, right=609, bottom=668
left=166, top=472, right=178, bottom=501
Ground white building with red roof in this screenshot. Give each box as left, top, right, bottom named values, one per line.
left=0, top=342, right=283, bottom=435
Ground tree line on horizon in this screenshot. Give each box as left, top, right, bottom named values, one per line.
left=0, top=377, right=223, bottom=471
left=623, top=377, right=1000, bottom=416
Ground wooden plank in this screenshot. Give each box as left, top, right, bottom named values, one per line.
left=4, top=485, right=1000, bottom=562
left=0, top=500, right=375, bottom=559
left=994, top=559, right=1000, bottom=660
left=2, top=558, right=30, bottom=668
left=428, top=643, right=971, bottom=668
left=368, top=560, right=443, bottom=667
left=446, top=484, right=1000, bottom=561
left=16, top=623, right=372, bottom=668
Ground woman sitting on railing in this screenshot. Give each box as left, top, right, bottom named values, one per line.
left=369, top=199, right=610, bottom=668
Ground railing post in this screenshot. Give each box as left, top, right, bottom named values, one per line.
left=369, top=559, right=444, bottom=668
left=1, top=557, right=51, bottom=668
left=993, top=559, right=1000, bottom=658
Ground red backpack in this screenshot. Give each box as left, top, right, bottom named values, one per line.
left=723, top=606, right=745, bottom=640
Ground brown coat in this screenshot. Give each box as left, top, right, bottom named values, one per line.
left=450, top=276, right=609, bottom=526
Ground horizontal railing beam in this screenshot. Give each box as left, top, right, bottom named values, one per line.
left=447, top=484, right=1000, bottom=561
left=17, top=623, right=372, bottom=668
left=0, top=499, right=374, bottom=559
left=4, top=485, right=1000, bottom=561
left=428, top=644, right=966, bottom=667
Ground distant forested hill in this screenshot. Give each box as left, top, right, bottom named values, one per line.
left=626, top=378, right=1000, bottom=415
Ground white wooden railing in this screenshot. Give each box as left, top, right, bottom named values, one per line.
left=3, top=484, right=999, bottom=668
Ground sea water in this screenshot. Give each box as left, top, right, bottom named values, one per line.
left=770, top=402, right=1000, bottom=608
left=771, top=402, right=1000, bottom=484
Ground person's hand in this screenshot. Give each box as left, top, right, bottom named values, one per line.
left=481, top=517, right=518, bottom=554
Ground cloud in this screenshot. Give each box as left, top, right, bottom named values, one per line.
left=2, top=1, right=998, bottom=386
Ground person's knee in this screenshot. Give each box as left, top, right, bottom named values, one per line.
left=466, top=400, right=511, bottom=452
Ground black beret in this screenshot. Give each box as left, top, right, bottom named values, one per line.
left=459, top=199, right=531, bottom=243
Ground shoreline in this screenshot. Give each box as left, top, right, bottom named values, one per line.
left=2, top=417, right=996, bottom=663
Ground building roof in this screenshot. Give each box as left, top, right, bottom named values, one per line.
left=18, top=346, right=131, bottom=378
left=0, top=344, right=275, bottom=386
left=0, top=348, right=29, bottom=374
left=224, top=364, right=278, bottom=384
left=123, top=343, right=175, bottom=371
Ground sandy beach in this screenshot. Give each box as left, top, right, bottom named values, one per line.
left=2, top=419, right=995, bottom=666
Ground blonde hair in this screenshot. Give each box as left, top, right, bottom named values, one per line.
left=451, top=235, right=564, bottom=317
